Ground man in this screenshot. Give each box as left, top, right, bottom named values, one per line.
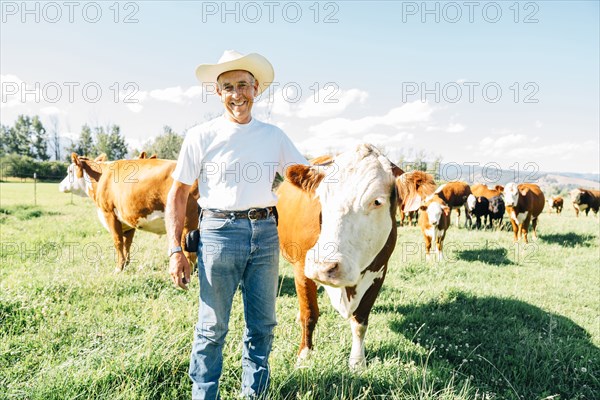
left=166, top=50, right=307, bottom=400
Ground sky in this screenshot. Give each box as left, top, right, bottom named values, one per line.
left=1, top=0, right=599, bottom=174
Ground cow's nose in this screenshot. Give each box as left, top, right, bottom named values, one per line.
left=320, top=262, right=339, bottom=277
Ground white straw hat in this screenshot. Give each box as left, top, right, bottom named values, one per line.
left=195, top=50, right=274, bottom=95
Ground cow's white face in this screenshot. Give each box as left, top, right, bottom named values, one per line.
left=59, top=163, right=88, bottom=197
left=466, top=194, right=476, bottom=211
left=303, top=145, right=396, bottom=288
left=503, top=182, right=520, bottom=207
left=426, top=201, right=444, bottom=226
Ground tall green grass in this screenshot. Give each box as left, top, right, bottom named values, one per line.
left=1, top=182, right=598, bottom=399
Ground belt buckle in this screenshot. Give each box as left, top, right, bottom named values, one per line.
left=248, top=208, right=259, bottom=220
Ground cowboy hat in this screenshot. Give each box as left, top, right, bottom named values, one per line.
left=195, top=50, right=274, bottom=95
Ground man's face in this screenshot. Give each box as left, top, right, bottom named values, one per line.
left=217, top=70, right=259, bottom=124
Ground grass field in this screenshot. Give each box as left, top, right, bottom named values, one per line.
left=1, top=181, right=599, bottom=400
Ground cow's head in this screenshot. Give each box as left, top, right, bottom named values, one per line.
left=286, top=144, right=398, bottom=287
left=420, top=195, right=449, bottom=227
left=59, top=153, right=105, bottom=197
left=503, top=182, right=528, bottom=207
left=488, top=195, right=505, bottom=214
left=466, top=194, right=477, bottom=211
left=396, top=171, right=436, bottom=213
left=572, top=189, right=588, bottom=205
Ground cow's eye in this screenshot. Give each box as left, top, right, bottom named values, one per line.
left=373, top=199, right=383, bottom=207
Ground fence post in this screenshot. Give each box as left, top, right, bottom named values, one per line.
left=33, top=172, right=37, bottom=206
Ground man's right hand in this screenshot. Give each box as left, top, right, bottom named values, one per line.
left=169, top=252, right=191, bottom=290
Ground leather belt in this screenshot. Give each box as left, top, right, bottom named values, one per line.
left=201, top=207, right=274, bottom=221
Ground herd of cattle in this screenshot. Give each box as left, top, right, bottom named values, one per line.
left=58, top=144, right=600, bottom=369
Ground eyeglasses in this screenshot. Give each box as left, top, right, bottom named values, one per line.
left=220, top=81, right=255, bottom=93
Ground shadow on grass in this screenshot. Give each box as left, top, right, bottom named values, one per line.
left=540, top=232, right=597, bottom=247
left=277, top=274, right=297, bottom=297
left=0, top=205, right=62, bottom=223
left=388, top=292, right=600, bottom=400
left=455, top=248, right=512, bottom=266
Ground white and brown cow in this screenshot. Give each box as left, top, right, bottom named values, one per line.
left=547, top=196, right=564, bottom=214
left=395, top=171, right=436, bottom=226
left=433, top=181, right=472, bottom=227
left=570, top=188, right=600, bottom=217
left=277, top=144, right=405, bottom=369
left=59, top=153, right=199, bottom=271
left=419, top=194, right=451, bottom=261
left=503, top=183, right=545, bottom=243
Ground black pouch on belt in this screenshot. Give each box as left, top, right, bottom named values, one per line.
left=184, top=229, right=200, bottom=253
left=184, top=206, right=201, bottom=253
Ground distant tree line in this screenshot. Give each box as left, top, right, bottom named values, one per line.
left=137, top=125, right=184, bottom=160
left=1, top=114, right=128, bottom=181
left=0, top=114, right=189, bottom=181
left=66, top=123, right=128, bottom=161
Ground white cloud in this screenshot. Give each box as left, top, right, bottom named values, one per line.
left=535, top=120, right=543, bottom=128
left=296, top=88, right=368, bottom=118
left=149, top=85, right=203, bottom=104
left=1, top=74, right=26, bottom=108
left=60, top=131, right=79, bottom=141
left=40, top=106, right=65, bottom=115
left=256, top=87, right=369, bottom=119
left=308, top=100, right=434, bottom=137
left=121, top=85, right=203, bottom=112
left=476, top=134, right=597, bottom=162
left=126, top=103, right=144, bottom=113
left=446, top=123, right=465, bottom=133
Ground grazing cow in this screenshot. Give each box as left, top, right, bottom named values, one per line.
left=503, top=183, right=545, bottom=243
left=138, top=151, right=158, bottom=159
left=395, top=171, right=436, bottom=226
left=547, top=196, right=564, bottom=214
left=466, top=194, right=490, bottom=229
left=488, top=195, right=506, bottom=229
left=570, top=189, right=600, bottom=217
left=433, top=181, right=472, bottom=227
left=419, top=194, right=451, bottom=261
left=276, top=144, right=405, bottom=369
left=471, top=183, right=504, bottom=199
left=59, top=154, right=199, bottom=270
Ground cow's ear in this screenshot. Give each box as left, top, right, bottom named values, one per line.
left=391, top=162, right=404, bottom=177
left=72, top=153, right=80, bottom=165
left=420, top=204, right=428, bottom=211
left=519, top=187, right=529, bottom=196
left=442, top=206, right=450, bottom=217
left=139, top=151, right=147, bottom=159
left=95, top=153, right=107, bottom=162
left=495, top=185, right=504, bottom=192
left=149, top=154, right=157, bottom=159
left=286, top=164, right=325, bottom=193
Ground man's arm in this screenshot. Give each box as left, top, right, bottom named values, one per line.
left=166, top=180, right=192, bottom=290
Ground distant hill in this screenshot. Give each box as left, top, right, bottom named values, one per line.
left=423, top=163, right=600, bottom=195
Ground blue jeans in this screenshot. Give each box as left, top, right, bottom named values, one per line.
left=189, top=213, right=279, bottom=400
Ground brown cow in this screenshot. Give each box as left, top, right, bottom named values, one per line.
left=433, top=181, right=472, bottom=227
left=59, top=154, right=199, bottom=270
left=471, top=183, right=504, bottom=199
left=419, top=194, right=451, bottom=261
left=547, top=196, right=564, bottom=214
left=138, top=151, right=158, bottom=159
left=277, top=144, right=405, bottom=369
left=395, top=171, right=436, bottom=226
left=503, top=183, right=545, bottom=243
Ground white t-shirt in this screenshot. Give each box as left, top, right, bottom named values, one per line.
left=172, top=116, right=307, bottom=210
